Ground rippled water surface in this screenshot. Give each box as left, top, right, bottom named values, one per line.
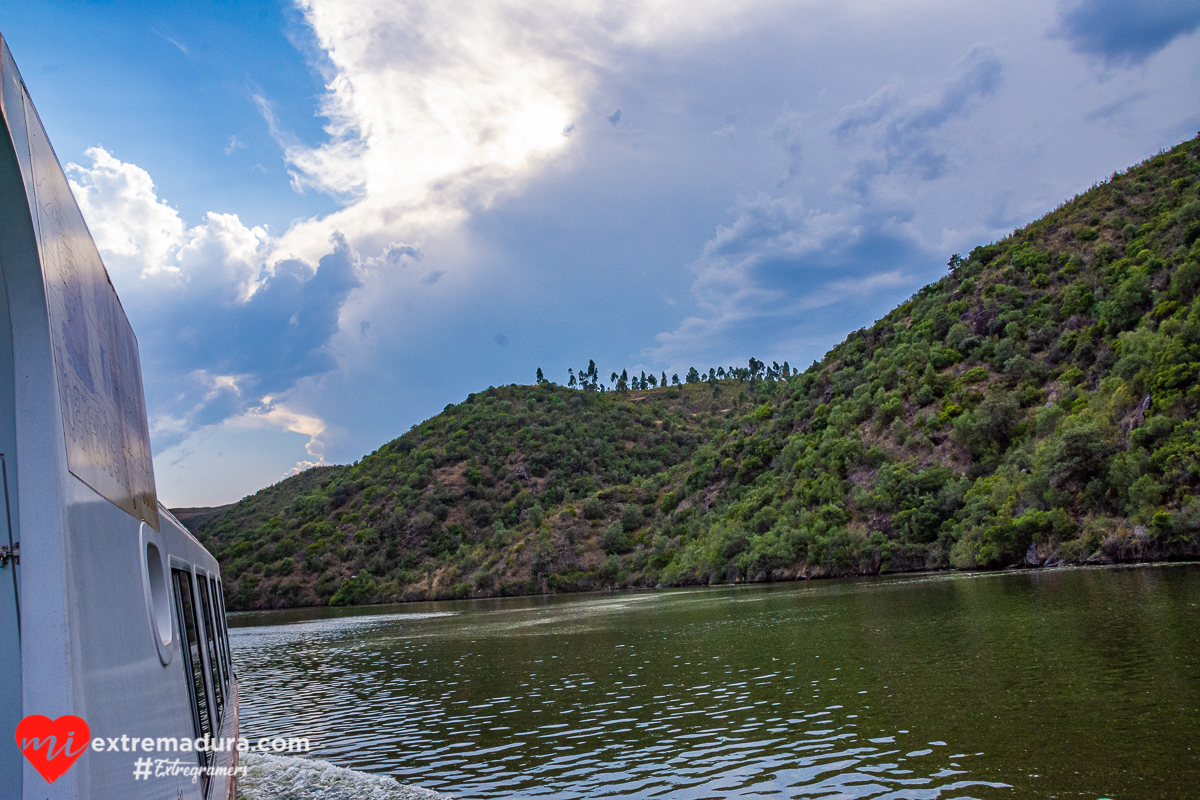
left=230, top=565, right=1200, bottom=798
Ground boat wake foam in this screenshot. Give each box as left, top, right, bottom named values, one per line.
left=236, top=752, right=449, bottom=800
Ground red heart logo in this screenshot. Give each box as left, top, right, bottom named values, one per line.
left=15, top=714, right=91, bottom=784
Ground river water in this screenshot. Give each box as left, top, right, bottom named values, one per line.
left=229, top=564, right=1200, bottom=799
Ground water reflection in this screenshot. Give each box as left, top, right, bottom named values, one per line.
left=231, top=565, right=1200, bottom=798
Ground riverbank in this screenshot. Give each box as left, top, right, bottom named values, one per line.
left=229, top=544, right=1200, bottom=610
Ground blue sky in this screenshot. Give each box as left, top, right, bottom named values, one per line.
left=1, top=0, right=1197, bottom=507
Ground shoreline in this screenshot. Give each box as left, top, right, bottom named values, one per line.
left=227, top=556, right=1200, bottom=618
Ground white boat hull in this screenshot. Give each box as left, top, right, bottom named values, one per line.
left=0, top=32, right=238, bottom=800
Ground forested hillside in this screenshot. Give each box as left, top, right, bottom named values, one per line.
left=191, top=136, right=1200, bottom=609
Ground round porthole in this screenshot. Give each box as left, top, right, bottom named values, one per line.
left=141, top=524, right=174, bottom=665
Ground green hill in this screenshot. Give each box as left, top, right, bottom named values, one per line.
left=191, top=136, right=1200, bottom=610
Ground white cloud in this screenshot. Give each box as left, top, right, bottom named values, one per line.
left=231, top=396, right=330, bottom=465
left=276, top=0, right=584, bottom=257
left=68, top=147, right=186, bottom=279
left=67, top=147, right=356, bottom=469
left=265, top=0, right=789, bottom=264
left=284, top=460, right=327, bottom=478
left=68, top=147, right=272, bottom=297
left=174, top=212, right=272, bottom=302
left=74, top=0, right=802, bottom=334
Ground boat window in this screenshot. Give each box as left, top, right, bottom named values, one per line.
left=215, top=579, right=233, bottom=681
left=208, top=576, right=230, bottom=689
left=144, top=540, right=173, bottom=660
left=171, top=567, right=211, bottom=786
left=196, top=575, right=224, bottom=724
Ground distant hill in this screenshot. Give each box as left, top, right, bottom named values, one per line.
left=170, top=504, right=236, bottom=531
left=192, top=136, right=1200, bottom=610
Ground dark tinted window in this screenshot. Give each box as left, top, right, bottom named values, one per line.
left=208, top=576, right=230, bottom=689
left=216, top=581, right=233, bottom=680
left=172, top=567, right=211, bottom=784
left=196, top=575, right=224, bottom=723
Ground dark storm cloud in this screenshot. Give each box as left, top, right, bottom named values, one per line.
left=899, top=49, right=1003, bottom=133
left=834, top=85, right=899, bottom=139
left=750, top=227, right=926, bottom=297
left=701, top=195, right=927, bottom=306
left=1085, top=90, right=1150, bottom=122
left=380, top=242, right=422, bottom=265
left=651, top=43, right=1007, bottom=368
left=1055, top=0, right=1200, bottom=66
left=838, top=46, right=1003, bottom=190
left=652, top=187, right=932, bottom=369
left=769, top=110, right=805, bottom=182
left=143, top=233, right=360, bottom=439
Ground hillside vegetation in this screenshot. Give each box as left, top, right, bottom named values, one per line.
left=192, top=136, right=1200, bottom=610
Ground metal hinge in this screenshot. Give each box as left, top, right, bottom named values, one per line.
left=0, top=541, right=17, bottom=566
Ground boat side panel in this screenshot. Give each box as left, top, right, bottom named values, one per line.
left=0, top=33, right=229, bottom=800
left=21, top=74, right=159, bottom=530
left=0, top=38, right=38, bottom=247
left=0, top=246, right=22, bottom=800
left=0, top=43, right=27, bottom=797
left=0, top=37, right=82, bottom=800
left=64, top=479, right=228, bottom=800
left=64, top=483, right=199, bottom=799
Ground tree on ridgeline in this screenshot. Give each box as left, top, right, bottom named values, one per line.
left=578, top=359, right=599, bottom=390
left=671, top=373, right=680, bottom=386
left=748, top=358, right=764, bottom=384
left=686, top=367, right=700, bottom=384
left=536, top=367, right=545, bottom=384
left=661, top=371, right=668, bottom=388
